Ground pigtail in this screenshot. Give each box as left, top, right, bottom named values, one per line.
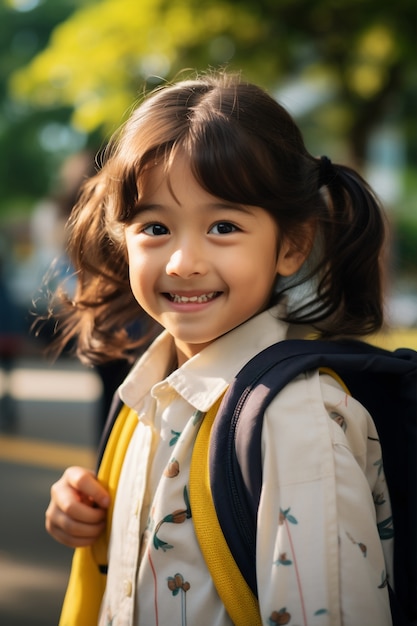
left=314, top=157, right=386, bottom=337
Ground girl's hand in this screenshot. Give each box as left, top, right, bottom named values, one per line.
left=45, top=466, right=110, bottom=548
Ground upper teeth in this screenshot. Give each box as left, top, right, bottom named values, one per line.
left=171, top=292, right=217, bottom=303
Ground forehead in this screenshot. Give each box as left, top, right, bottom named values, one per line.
left=139, top=150, right=205, bottom=202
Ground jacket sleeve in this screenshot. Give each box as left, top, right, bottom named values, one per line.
left=256, top=369, right=393, bottom=626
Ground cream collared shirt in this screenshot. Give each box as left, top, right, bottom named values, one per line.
left=98, top=307, right=393, bottom=626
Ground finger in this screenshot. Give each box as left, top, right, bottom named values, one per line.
left=45, top=502, right=106, bottom=548
left=62, top=466, right=110, bottom=509
left=46, top=518, right=106, bottom=548
left=47, top=488, right=108, bottom=526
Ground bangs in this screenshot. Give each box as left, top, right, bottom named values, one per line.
left=106, top=76, right=306, bottom=226
left=112, top=125, right=280, bottom=225
left=184, top=117, right=280, bottom=208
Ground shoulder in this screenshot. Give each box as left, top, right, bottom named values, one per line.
left=261, top=369, right=372, bottom=481
left=264, top=368, right=371, bottom=432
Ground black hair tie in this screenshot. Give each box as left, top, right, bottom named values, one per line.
left=318, top=155, right=335, bottom=188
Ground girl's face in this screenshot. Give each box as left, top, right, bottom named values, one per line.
left=124, top=153, right=304, bottom=365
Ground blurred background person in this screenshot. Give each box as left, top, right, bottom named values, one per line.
left=0, top=239, right=24, bottom=431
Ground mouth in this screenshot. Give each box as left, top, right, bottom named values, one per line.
left=164, top=291, right=221, bottom=304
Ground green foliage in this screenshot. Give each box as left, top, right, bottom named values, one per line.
left=396, top=217, right=417, bottom=274
left=1, top=0, right=416, bottom=239
left=9, top=0, right=416, bottom=157
left=9, top=0, right=266, bottom=134
left=394, top=171, right=417, bottom=274
left=0, top=0, right=82, bottom=216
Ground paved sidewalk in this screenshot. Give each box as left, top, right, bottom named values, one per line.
left=0, top=357, right=102, bottom=626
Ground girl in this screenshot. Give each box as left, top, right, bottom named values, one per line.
left=45, top=72, right=393, bottom=626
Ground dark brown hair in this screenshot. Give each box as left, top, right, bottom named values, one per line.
left=48, top=72, right=386, bottom=364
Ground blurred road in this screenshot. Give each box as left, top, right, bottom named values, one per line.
left=0, top=357, right=102, bottom=626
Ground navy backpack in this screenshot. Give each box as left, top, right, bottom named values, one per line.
left=208, top=339, right=417, bottom=626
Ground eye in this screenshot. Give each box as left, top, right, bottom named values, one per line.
left=209, top=222, right=239, bottom=235
left=142, top=223, right=170, bottom=236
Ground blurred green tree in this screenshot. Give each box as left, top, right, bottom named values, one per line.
left=0, top=0, right=82, bottom=216
left=3, top=0, right=416, bottom=230
left=10, top=0, right=415, bottom=160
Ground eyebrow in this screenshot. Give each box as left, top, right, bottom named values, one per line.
left=132, top=201, right=254, bottom=216
left=132, top=203, right=163, bottom=214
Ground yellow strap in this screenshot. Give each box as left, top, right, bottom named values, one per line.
left=190, top=395, right=262, bottom=626
left=59, top=404, right=138, bottom=626
left=319, top=367, right=351, bottom=395
left=93, top=404, right=139, bottom=566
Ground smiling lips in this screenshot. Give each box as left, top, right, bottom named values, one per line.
left=166, top=291, right=220, bottom=304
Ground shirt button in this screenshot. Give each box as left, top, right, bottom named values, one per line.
left=123, top=579, right=133, bottom=597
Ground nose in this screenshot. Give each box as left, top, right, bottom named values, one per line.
left=165, top=244, right=208, bottom=278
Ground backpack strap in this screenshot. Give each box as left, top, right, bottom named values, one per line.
left=93, top=403, right=139, bottom=570
left=208, top=339, right=417, bottom=624
left=190, top=393, right=262, bottom=626
left=96, top=391, right=124, bottom=470
left=59, top=402, right=138, bottom=626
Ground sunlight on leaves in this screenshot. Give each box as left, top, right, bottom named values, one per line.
left=347, top=25, right=397, bottom=99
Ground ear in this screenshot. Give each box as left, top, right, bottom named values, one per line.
left=275, top=223, right=315, bottom=277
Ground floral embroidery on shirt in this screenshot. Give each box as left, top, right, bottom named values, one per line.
left=373, top=491, right=386, bottom=506
left=275, top=508, right=310, bottom=624
left=192, top=409, right=205, bottom=425
left=373, top=457, right=384, bottom=476
left=279, top=507, right=298, bottom=526
left=275, top=509, right=297, bottom=570
left=167, top=573, right=190, bottom=626
left=164, top=457, right=180, bottom=477
left=378, top=570, right=389, bottom=589
left=377, top=516, right=394, bottom=540
left=169, top=429, right=181, bottom=446
left=276, top=552, right=292, bottom=566
left=153, top=486, right=192, bottom=551
left=346, top=531, right=367, bottom=556
left=268, top=608, right=291, bottom=625
left=269, top=605, right=329, bottom=624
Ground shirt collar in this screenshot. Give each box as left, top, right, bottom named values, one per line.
left=120, top=305, right=294, bottom=413
left=119, top=330, right=175, bottom=410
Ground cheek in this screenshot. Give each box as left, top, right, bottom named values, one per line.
left=126, top=240, right=149, bottom=278
left=125, top=236, right=163, bottom=305
left=230, top=249, right=278, bottom=283
left=127, top=255, right=149, bottom=296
